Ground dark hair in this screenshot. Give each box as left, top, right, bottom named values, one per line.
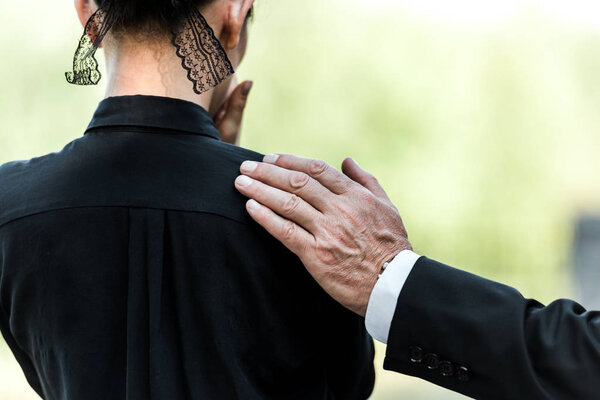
left=93, top=0, right=215, bottom=37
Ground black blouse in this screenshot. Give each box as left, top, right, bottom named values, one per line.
left=0, top=95, right=374, bottom=400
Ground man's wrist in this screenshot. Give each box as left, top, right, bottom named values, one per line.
left=365, top=250, right=421, bottom=344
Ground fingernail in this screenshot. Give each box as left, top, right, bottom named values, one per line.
left=240, top=161, right=258, bottom=173
left=263, top=154, right=279, bottom=164
left=247, top=199, right=261, bottom=211
left=236, top=175, right=253, bottom=187
left=242, top=81, right=253, bottom=97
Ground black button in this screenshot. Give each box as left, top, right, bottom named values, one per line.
left=424, top=353, right=440, bottom=370
left=440, top=361, right=454, bottom=377
left=408, top=346, right=423, bottom=363
left=457, top=366, right=470, bottom=382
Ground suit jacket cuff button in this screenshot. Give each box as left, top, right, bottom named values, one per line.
left=440, top=361, right=454, bottom=377
left=424, top=353, right=440, bottom=370
left=457, top=366, right=470, bottom=382
left=408, top=346, right=423, bottom=363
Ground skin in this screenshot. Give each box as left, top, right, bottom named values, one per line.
left=74, top=0, right=254, bottom=144
left=235, top=155, right=412, bottom=316
left=213, top=79, right=253, bottom=145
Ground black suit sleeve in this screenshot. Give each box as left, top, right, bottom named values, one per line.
left=383, top=257, right=600, bottom=399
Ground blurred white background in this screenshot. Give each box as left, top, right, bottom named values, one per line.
left=1, top=0, right=600, bottom=398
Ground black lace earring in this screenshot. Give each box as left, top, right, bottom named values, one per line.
left=65, top=7, right=114, bottom=86
left=171, top=1, right=235, bottom=94
left=65, top=1, right=234, bottom=94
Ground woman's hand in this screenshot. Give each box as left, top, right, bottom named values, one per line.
left=214, top=80, right=253, bottom=145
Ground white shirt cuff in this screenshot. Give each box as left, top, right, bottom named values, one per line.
left=364, top=250, right=421, bottom=344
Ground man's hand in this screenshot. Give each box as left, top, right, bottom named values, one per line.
left=234, top=154, right=412, bottom=316
left=214, top=80, right=253, bottom=145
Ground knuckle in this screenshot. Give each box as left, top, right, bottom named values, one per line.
left=282, top=221, right=297, bottom=240
left=337, top=179, right=352, bottom=194
left=337, top=201, right=353, bottom=217
left=339, top=206, right=360, bottom=226
left=275, top=154, right=291, bottom=166
left=367, top=173, right=379, bottom=185
left=315, top=243, right=338, bottom=266
left=308, top=160, right=329, bottom=176
left=357, top=189, right=376, bottom=205
left=337, top=196, right=370, bottom=227
left=289, top=172, right=310, bottom=190
left=282, top=194, right=301, bottom=215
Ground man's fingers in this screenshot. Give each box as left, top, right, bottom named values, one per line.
left=245, top=199, right=314, bottom=256
left=239, top=161, right=333, bottom=211
left=262, top=154, right=354, bottom=195
left=341, top=157, right=391, bottom=202
left=235, top=175, right=322, bottom=233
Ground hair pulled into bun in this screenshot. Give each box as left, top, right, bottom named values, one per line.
left=67, top=0, right=233, bottom=92
left=94, top=0, right=213, bottom=37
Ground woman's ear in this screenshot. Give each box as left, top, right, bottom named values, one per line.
left=74, top=0, right=97, bottom=29
left=223, top=0, right=254, bottom=50
left=74, top=0, right=103, bottom=47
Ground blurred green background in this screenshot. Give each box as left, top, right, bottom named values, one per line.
left=1, top=0, right=600, bottom=398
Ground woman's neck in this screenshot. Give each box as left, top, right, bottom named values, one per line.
left=103, top=38, right=214, bottom=110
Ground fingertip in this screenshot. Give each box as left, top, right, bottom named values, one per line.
left=341, top=157, right=359, bottom=175
left=235, top=175, right=254, bottom=188
left=240, top=160, right=258, bottom=174
left=343, top=157, right=359, bottom=167
left=246, top=199, right=262, bottom=213
left=263, top=154, right=280, bottom=164
left=242, top=80, right=253, bottom=97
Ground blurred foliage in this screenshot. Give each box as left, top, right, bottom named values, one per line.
left=1, top=0, right=600, bottom=398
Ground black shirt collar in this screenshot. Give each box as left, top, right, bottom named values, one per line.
left=85, top=95, right=221, bottom=141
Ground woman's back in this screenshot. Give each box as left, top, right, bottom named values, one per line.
left=0, top=95, right=375, bottom=399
